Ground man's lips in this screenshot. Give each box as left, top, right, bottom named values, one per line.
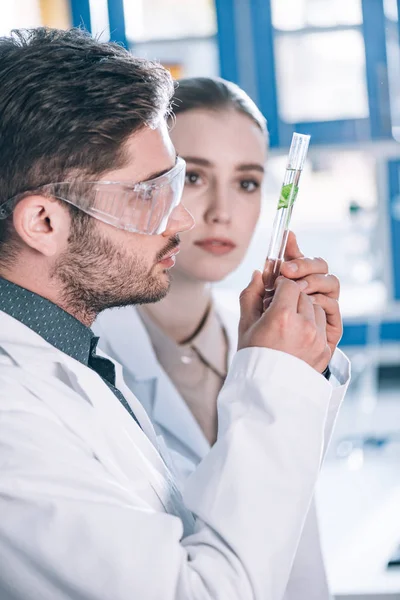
left=158, top=245, right=180, bottom=266
left=194, top=238, right=236, bottom=256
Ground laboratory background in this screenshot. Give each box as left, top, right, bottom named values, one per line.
left=3, top=0, right=400, bottom=598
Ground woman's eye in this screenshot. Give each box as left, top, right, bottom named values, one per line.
left=185, top=171, right=202, bottom=186
left=240, top=179, right=260, bottom=193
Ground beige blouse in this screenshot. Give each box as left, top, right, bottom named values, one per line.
left=138, top=304, right=228, bottom=445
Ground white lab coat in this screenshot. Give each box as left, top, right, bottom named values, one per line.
left=0, top=308, right=341, bottom=600
left=94, top=299, right=351, bottom=600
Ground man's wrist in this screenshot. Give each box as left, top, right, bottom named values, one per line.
left=322, top=365, right=331, bottom=380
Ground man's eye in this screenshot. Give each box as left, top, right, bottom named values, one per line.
left=240, top=179, right=260, bottom=193
left=185, top=171, right=202, bottom=186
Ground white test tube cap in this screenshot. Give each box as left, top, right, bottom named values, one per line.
left=287, top=133, right=310, bottom=171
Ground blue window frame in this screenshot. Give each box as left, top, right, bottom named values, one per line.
left=107, top=0, right=127, bottom=47
left=387, top=160, right=400, bottom=302
left=216, top=0, right=392, bottom=148
left=71, top=1, right=393, bottom=147
left=70, top=0, right=127, bottom=46
left=70, top=0, right=91, bottom=31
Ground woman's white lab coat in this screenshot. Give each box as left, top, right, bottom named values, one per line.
left=94, top=299, right=350, bottom=600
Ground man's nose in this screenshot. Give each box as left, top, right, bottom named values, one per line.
left=162, top=204, right=195, bottom=237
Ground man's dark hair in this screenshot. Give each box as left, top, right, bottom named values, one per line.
left=171, top=76, right=269, bottom=142
left=0, top=27, right=174, bottom=264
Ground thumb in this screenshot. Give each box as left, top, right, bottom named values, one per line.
left=284, top=231, right=304, bottom=261
left=239, top=270, right=264, bottom=336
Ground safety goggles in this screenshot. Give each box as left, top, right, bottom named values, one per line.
left=0, top=157, right=186, bottom=235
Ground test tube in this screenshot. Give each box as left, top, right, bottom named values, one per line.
left=263, top=133, right=310, bottom=310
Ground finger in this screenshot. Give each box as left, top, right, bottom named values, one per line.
left=297, top=291, right=315, bottom=322
left=296, top=273, right=340, bottom=300
left=239, top=270, right=264, bottom=334
left=281, top=256, right=329, bottom=280
left=263, top=290, right=274, bottom=311
left=313, top=305, right=331, bottom=368
left=311, top=294, right=342, bottom=330
left=284, top=231, right=304, bottom=261
left=269, top=276, right=301, bottom=313
left=313, top=303, right=327, bottom=334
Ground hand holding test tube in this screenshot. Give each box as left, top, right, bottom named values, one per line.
left=263, top=133, right=310, bottom=311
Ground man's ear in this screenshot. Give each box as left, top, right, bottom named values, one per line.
left=12, top=195, right=71, bottom=257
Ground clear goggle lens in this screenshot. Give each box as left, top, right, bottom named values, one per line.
left=0, top=157, right=186, bottom=235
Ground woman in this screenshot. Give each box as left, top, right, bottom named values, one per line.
left=94, top=77, right=350, bottom=599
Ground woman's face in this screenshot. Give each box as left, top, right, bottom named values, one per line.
left=169, top=108, right=267, bottom=283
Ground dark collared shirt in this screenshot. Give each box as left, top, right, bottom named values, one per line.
left=0, top=277, right=140, bottom=426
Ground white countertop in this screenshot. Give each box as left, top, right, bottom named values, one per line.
left=317, top=396, right=400, bottom=599
left=318, top=458, right=400, bottom=599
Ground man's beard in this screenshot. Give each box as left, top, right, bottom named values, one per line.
left=51, top=216, right=176, bottom=322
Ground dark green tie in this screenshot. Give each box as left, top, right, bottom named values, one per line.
left=89, top=337, right=141, bottom=428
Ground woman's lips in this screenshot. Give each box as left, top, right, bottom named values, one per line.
left=194, top=238, right=236, bottom=256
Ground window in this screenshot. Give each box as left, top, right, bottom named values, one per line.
left=271, top=0, right=363, bottom=31
left=123, top=0, right=216, bottom=42
left=275, top=30, right=369, bottom=123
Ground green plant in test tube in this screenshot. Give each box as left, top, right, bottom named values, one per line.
left=263, top=133, right=310, bottom=311
left=278, top=183, right=299, bottom=210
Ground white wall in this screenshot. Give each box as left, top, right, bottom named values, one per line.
left=0, top=0, right=42, bottom=36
